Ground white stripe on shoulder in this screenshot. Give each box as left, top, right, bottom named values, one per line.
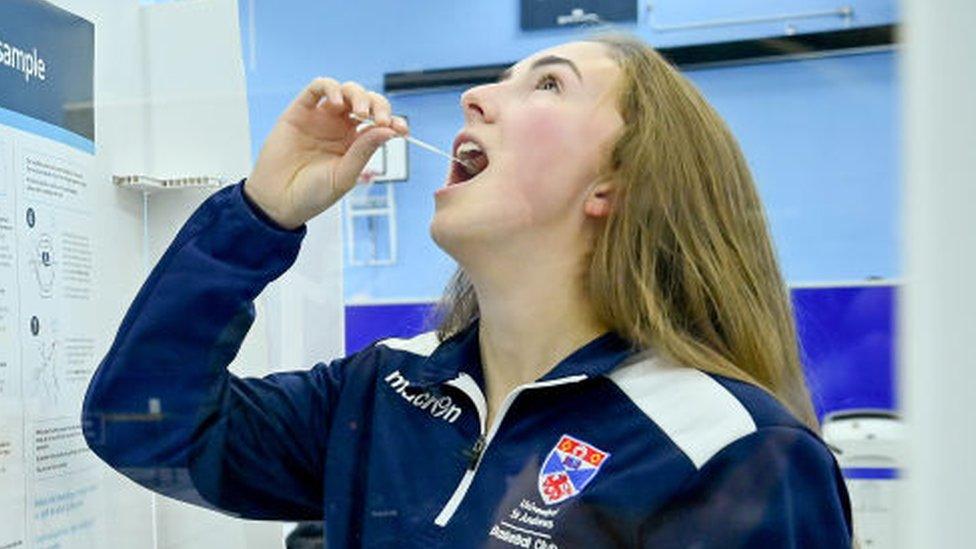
left=376, top=330, right=442, bottom=357
left=606, top=351, right=757, bottom=469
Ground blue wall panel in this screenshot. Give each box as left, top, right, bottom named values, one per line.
left=237, top=2, right=900, bottom=296
left=346, top=284, right=897, bottom=421
left=344, top=51, right=900, bottom=301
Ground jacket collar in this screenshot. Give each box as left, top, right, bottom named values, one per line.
left=406, top=317, right=640, bottom=388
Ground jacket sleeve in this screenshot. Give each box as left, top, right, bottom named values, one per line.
left=81, top=180, right=343, bottom=521
left=639, top=425, right=854, bottom=548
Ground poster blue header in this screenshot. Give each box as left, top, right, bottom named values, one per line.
left=0, top=0, right=94, bottom=146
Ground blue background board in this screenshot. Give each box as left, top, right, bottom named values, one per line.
left=685, top=53, right=900, bottom=284
left=345, top=284, right=897, bottom=421
left=0, top=0, right=94, bottom=147
left=336, top=51, right=901, bottom=301
left=235, top=1, right=900, bottom=297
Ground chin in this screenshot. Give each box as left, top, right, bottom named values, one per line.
left=430, top=212, right=462, bottom=255
left=430, top=210, right=495, bottom=264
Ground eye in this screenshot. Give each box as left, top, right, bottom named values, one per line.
left=535, top=73, right=561, bottom=93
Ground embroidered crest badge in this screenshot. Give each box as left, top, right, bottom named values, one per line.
left=538, top=434, right=610, bottom=505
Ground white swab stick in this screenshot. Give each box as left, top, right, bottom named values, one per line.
left=403, top=134, right=463, bottom=164
left=348, top=112, right=469, bottom=167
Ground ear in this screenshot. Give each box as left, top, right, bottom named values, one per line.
left=584, top=181, right=615, bottom=218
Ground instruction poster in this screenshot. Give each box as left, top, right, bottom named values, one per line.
left=0, top=0, right=104, bottom=547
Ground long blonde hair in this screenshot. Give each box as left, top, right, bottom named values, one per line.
left=427, top=32, right=819, bottom=432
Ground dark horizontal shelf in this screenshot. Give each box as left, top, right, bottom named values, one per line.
left=384, top=24, right=897, bottom=92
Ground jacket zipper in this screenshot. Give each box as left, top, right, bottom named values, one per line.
left=467, top=434, right=487, bottom=470
left=434, top=373, right=587, bottom=527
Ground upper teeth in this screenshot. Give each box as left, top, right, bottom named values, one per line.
left=456, top=141, right=483, bottom=155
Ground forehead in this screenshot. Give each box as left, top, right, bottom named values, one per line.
left=511, top=41, right=620, bottom=92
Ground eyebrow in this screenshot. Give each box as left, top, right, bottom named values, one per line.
left=498, top=55, right=583, bottom=84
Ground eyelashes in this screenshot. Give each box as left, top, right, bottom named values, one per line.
left=535, top=73, right=561, bottom=93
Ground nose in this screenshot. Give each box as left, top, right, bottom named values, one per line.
left=460, top=84, right=495, bottom=124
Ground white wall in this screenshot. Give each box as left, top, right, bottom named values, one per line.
left=901, top=0, right=976, bottom=547
left=137, top=1, right=292, bottom=547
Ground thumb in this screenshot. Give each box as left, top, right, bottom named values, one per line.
left=335, top=126, right=397, bottom=188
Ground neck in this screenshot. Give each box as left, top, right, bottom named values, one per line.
left=467, top=251, right=610, bottom=402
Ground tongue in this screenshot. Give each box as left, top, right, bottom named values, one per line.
left=464, top=153, right=489, bottom=176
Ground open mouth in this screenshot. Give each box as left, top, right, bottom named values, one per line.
left=448, top=136, right=490, bottom=186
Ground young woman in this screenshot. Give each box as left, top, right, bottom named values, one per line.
left=82, top=33, right=853, bottom=547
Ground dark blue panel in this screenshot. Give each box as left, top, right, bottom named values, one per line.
left=345, top=284, right=897, bottom=421
left=344, top=303, right=438, bottom=354
left=842, top=467, right=899, bottom=480
left=792, top=285, right=896, bottom=419
left=520, top=0, right=637, bottom=30
left=0, top=0, right=94, bottom=140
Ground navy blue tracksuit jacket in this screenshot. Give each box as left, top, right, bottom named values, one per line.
left=81, top=180, right=853, bottom=548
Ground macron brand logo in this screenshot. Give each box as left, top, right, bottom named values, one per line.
left=384, top=370, right=462, bottom=424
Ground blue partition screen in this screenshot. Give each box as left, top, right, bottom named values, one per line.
left=346, top=284, right=896, bottom=422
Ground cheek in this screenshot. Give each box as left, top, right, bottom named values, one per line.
left=505, top=110, right=594, bottom=217
left=508, top=109, right=573, bottom=168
